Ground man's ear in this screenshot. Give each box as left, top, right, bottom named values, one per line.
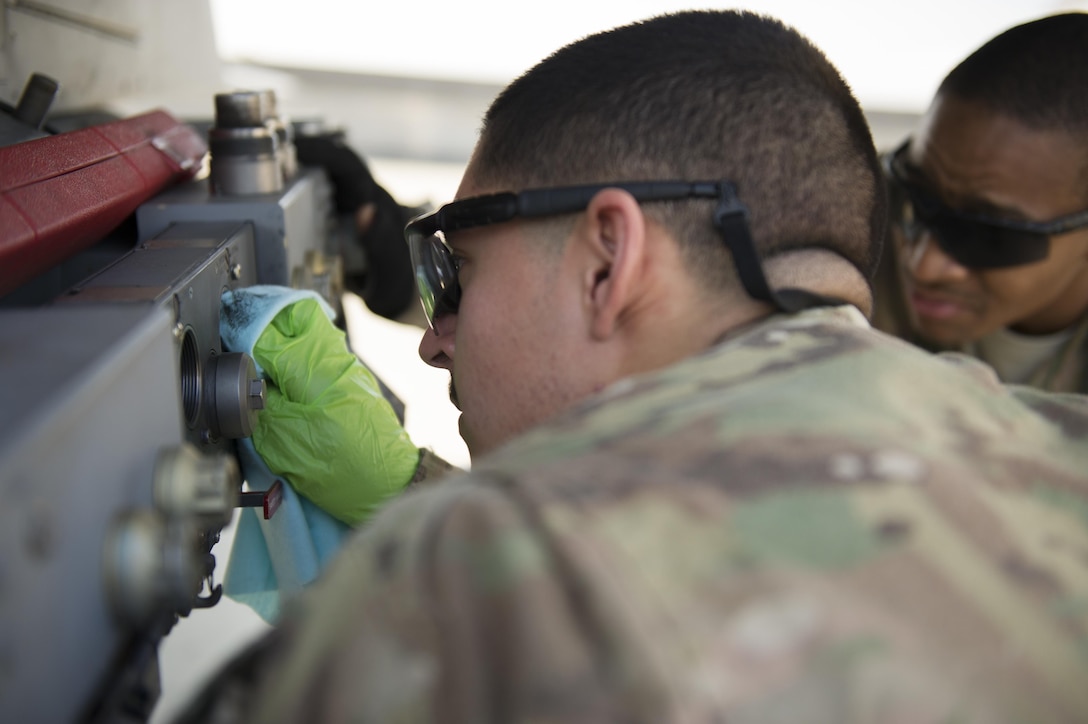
left=577, top=188, right=647, bottom=340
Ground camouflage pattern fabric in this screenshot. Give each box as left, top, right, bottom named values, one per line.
left=181, top=305, right=1088, bottom=724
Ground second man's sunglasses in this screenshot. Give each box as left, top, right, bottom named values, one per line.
left=884, top=140, right=1088, bottom=269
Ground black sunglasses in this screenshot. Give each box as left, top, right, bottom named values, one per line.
left=405, top=179, right=842, bottom=330
left=883, top=140, right=1088, bottom=269
left=405, top=181, right=721, bottom=328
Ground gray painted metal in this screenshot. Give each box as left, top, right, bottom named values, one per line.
left=137, top=171, right=336, bottom=293
left=0, top=305, right=181, bottom=723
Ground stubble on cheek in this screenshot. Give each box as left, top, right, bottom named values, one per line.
left=448, top=378, right=460, bottom=410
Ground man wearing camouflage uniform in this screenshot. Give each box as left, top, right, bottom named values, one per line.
left=182, top=10, right=1088, bottom=723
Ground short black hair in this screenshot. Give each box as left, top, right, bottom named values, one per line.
left=938, top=13, right=1088, bottom=136
left=473, top=10, right=886, bottom=293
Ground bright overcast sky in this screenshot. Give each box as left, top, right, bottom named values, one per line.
left=209, top=0, right=1086, bottom=113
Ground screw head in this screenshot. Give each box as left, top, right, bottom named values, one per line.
left=248, top=379, right=266, bottom=410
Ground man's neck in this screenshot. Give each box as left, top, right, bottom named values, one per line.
left=764, top=250, right=873, bottom=319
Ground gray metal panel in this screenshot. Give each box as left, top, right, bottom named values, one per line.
left=61, top=221, right=260, bottom=454
left=136, top=170, right=334, bottom=287
left=280, top=170, right=336, bottom=285
left=0, top=221, right=262, bottom=721
left=0, top=305, right=181, bottom=724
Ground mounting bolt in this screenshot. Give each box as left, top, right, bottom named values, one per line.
left=248, top=378, right=266, bottom=410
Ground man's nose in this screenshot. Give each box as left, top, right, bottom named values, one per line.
left=905, top=232, right=970, bottom=284
left=418, top=313, right=456, bottom=369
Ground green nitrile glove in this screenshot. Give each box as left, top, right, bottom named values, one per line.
left=251, top=297, right=419, bottom=526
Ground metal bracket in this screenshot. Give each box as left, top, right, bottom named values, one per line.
left=238, top=478, right=285, bottom=520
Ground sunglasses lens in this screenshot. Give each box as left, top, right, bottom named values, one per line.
left=407, top=230, right=462, bottom=326
left=926, top=216, right=1050, bottom=269
left=893, top=183, right=1051, bottom=270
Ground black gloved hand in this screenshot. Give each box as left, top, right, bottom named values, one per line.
left=294, top=132, right=418, bottom=320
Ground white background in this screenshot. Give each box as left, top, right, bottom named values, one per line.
left=208, top=0, right=1088, bottom=113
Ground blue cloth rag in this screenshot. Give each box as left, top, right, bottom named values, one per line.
left=219, top=285, right=351, bottom=623
left=223, top=440, right=351, bottom=623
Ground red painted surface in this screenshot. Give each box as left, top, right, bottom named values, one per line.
left=0, top=110, right=208, bottom=296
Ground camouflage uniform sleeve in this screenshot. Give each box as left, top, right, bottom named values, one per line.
left=174, top=453, right=465, bottom=724
left=407, top=447, right=461, bottom=488
left=237, top=474, right=626, bottom=724
left=1004, top=383, right=1088, bottom=438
